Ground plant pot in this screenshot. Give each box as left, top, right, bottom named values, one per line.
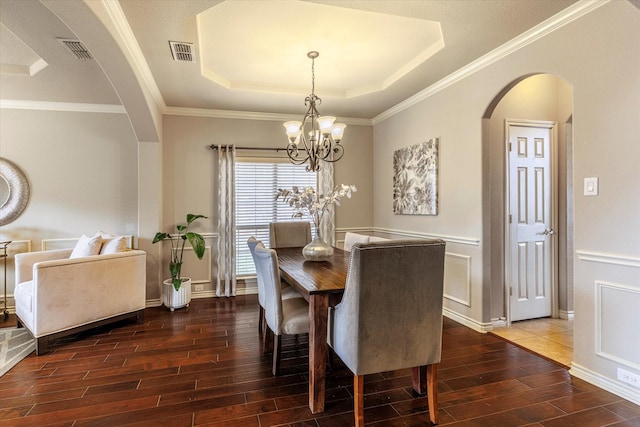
left=302, top=235, right=333, bottom=261
left=163, top=278, right=192, bottom=311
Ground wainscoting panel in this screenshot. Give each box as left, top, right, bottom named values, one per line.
left=595, top=280, right=640, bottom=371
left=443, top=252, right=472, bottom=307
left=180, top=246, right=213, bottom=286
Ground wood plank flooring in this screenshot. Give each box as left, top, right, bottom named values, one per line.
left=1, top=296, right=639, bottom=426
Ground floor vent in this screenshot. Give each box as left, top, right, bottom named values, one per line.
left=59, top=39, right=93, bottom=60
left=169, top=41, right=195, bottom=63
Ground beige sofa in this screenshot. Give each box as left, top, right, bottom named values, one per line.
left=14, top=248, right=146, bottom=354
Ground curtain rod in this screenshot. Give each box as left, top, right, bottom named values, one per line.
left=208, top=144, right=285, bottom=152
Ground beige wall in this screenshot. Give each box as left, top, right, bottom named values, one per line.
left=372, top=0, right=640, bottom=403
left=0, top=108, right=139, bottom=297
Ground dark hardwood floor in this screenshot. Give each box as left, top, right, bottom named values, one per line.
left=1, top=296, right=639, bottom=426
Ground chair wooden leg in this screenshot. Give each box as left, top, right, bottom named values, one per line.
left=272, top=334, right=281, bottom=376
left=264, top=327, right=274, bottom=355
left=427, top=364, right=438, bottom=425
left=258, top=306, right=265, bottom=335
left=354, top=374, right=364, bottom=427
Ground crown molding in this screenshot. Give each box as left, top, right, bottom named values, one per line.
left=163, top=105, right=372, bottom=126
left=101, top=0, right=166, bottom=112
left=0, top=99, right=126, bottom=114
left=372, top=0, right=611, bottom=125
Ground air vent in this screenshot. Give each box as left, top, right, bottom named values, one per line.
left=58, top=38, right=93, bottom=60
left=169, top=41, right=195, bottom=63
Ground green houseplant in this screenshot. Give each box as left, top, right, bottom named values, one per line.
left=153, top=214, right=207, bottom=291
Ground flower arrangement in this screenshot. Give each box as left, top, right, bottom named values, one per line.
left=276, top=184, right=357, bottom=232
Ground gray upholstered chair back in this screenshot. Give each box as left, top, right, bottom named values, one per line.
left=269, top=221, right=312, bottom=248
left=329, top=239, right=446, bottom=376
left=253, top=243, right=285, bottom=334
left=246, top=237, right=265, bottom=308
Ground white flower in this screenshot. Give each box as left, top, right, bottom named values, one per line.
left=276, top=184, right=357, bottom=229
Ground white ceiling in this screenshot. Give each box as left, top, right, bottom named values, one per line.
left=1, top=0, right=580, bottom=121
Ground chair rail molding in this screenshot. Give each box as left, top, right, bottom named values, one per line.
left=576, top=250, right=640, bottom=268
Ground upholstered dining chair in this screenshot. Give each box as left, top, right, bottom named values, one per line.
left=269, top=221, right=312, bottom=248
left=247, top=237, right=303, bottom=344
left=343, top=232, right=370, bottom=251
left=368, top=236, right=389, bottom=242
left=254, top=242, right=310, bottom=375
left=328, top=239, right=446, bottom=426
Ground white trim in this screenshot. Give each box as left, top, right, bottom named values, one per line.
left=595, top=281, right=640, bottom=371
left=374, top=227, right=479, bottom=246
left=576, top=250, right=640, bottom=268
left=145, top=298, right=162, bottom=308
left=558, top=310, right=574, bottom=320
left=372, top=0, right=610, bottom=125
left=443, top=307, right=494, bottom=333
left=570, top=362, right=640, bottom=406
left=0, top=99, right=126, bottom=114
left=101, top=0, right=166, bottom=112
left=164, top=106, right=371, bottom=126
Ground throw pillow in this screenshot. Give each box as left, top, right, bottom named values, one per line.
left=70, top=234, right=103, bottom=258
left=100, top=236, right=127, bottom=254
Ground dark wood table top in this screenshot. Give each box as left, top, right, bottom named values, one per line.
left=276, top=247, right=350, bottom=295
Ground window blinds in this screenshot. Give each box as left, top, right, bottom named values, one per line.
left=235, top=161, right=316, bottom=276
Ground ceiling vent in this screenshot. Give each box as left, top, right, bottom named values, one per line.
left=169, top=41, right=195, bottom=63
left=58, top=38, right=93, bottom=60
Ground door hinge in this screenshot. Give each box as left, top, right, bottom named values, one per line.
left=509, top=214, right=512, bottom=224
left=509, top=287, right=513, bottom=296
left=508, top=142, right=512, bottom=152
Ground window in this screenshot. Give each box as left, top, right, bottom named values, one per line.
left=235, top=160, right=316, bottom=276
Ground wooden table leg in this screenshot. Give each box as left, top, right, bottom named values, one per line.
left=308, top=294, right=329, bottom=413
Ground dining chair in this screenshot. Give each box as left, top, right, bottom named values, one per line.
left=343, top=231, right=370, bottom=252
left=269, top=221, right=312, bottom=248
left=247, top=237, right=303, bottom=344
left=254, top=242, right=310, bottom=375
left=328, top=239, right=446, bottom=426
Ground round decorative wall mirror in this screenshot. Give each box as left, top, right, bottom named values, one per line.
left=0, top=157, right=30, bottom=226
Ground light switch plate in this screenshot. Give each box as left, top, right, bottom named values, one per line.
left=584, top=177, right=598, bottom=196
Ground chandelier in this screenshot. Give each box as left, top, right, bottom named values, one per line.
left=284, top=51, right=346, bottom=172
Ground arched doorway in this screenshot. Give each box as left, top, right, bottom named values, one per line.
left=482, top=74, right=574, bottom=364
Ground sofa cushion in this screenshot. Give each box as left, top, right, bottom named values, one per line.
left=70, top=234, right=102, bottom=258
left=100, top=236, right=127, bottom=254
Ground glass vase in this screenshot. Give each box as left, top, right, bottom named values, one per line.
left=302, top=233, right=333, bottom=261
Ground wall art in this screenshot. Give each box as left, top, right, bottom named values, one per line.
left=392, top=138, right=438, bottom=215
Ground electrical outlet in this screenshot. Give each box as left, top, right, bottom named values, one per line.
left=617, top=368, right=640, bottom=388
left=194, top=284, right=204, bottom=292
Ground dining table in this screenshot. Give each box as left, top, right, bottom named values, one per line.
left=276, top=246, right=350, bottom=414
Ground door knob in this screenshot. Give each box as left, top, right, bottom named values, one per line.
left=542, top=228, right=555, bottom=236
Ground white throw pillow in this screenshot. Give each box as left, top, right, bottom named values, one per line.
left=100, top=236, right=127, bottom=254
left=70, top=234, right=103, bottom=258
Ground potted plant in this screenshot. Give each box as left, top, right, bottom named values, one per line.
left=153, top=213, right=207, bottom=310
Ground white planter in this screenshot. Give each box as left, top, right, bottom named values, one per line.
left=163, top=278, right=192, bottom=311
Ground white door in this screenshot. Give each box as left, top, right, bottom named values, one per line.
left=507, top=121, right=556, bottom=322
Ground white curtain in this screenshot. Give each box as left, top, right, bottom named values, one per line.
left=318, top=161, right=335, bottom=246
left=216, top=145, right=236, bottom=297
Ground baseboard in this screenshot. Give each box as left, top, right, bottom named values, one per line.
left=570, top=362, right=640, bottom=406
left=443, top=307, right=494, bottom=333
left=558, top=310, right=574, bottom=320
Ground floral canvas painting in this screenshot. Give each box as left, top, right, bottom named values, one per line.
left=393, top=138, right=439, bottom=215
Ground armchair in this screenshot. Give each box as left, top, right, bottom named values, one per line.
left=328, top=239, right=446, bottom=426
left=14, top=248, right=146, bottom=354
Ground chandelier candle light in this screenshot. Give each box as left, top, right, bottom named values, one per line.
left=284, top=51, right=346, bottom=172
